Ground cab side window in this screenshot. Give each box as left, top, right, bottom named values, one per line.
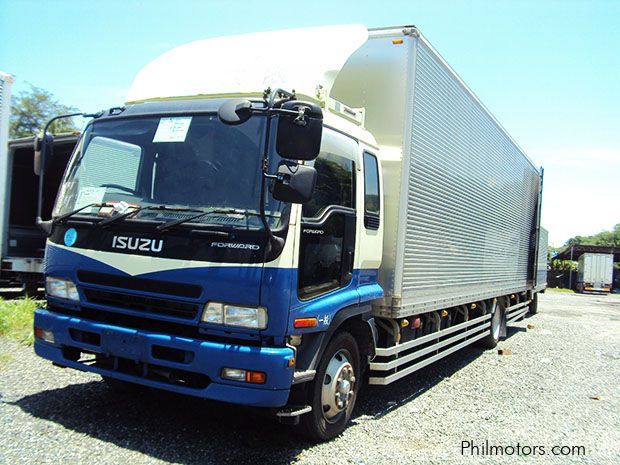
left=363, top=152, right=380, bottom=229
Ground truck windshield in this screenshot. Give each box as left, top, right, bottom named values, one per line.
left=53, top=114, right=287, bottom=229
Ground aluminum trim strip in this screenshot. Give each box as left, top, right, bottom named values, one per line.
left=375, top=313, right=492, bottom=356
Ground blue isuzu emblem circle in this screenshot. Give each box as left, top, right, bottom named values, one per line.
left=64, top=228, right=77, bottom=247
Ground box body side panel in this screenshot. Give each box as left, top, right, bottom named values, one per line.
left=536, top=227, right=548, bottom=290
left=384, top=37, right=540, bottom=316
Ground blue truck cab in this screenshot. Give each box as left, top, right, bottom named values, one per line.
left=33, top=92, right=384, bottom=440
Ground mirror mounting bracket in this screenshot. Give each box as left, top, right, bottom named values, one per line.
left=35, top=111, right=102, bottom=234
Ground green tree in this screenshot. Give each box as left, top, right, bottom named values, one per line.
left=9, top=84, right=79, bottom=138
left=563, top=223, right=620, bottom=247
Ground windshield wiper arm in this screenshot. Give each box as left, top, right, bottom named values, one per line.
left=97, top=205, right=203, bottom=229
left=53, top=202, right=114, bottom=225
left=156, top=208, right=257, bottom=232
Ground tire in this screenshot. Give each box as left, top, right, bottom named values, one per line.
left=23, top=279, right=40, bottom=297
left=298, top=331, right=360, bottom=441
left=529, top=292, right=539, bottom=315
left=102, top=376, right=146, bottom=394
left=479, top=300, right=502, bottom=349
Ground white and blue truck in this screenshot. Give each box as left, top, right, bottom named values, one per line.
left=32, top=25, right=545, bottom=439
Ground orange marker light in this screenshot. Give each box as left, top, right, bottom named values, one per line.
left=246, top=370, right=266, bottom=384
left=294, top=317, right=317, bottom=328
left=392, top=38, right=404, bottom=45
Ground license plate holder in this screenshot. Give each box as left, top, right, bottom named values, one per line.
left=101, top=330, right=145, bottom=360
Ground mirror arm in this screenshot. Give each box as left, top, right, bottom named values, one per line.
left=36, top=111, right=101, bottom=234
left=258, top=113, right=284, bottom=259
left=266, top=88, right=295, bottom=106
left=263, top=172, right=284, bottom=181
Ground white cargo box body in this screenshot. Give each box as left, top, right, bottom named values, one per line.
left=1, top=71, right=15, bottom=265
left=578, top=253, right=613, bottom=289
left=536, top=227, right=548, bottom=291
left=331, top=27, right=542, bottom=318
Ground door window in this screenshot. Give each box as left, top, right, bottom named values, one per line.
left=302, top=153, right=354, bottom=219
left=299, top=151, right=356, bottom=299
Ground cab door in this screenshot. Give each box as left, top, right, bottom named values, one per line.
left=297, top=132, right=358, bottom=300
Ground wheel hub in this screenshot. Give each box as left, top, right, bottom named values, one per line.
left=321, top=350, right=356, bottom=421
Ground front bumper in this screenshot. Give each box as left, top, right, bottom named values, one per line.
left=34, top=308, right=295, bottom=407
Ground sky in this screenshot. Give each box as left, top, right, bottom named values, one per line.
left=1, top=0, right=618, bottom=246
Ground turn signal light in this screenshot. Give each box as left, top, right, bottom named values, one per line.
left=34, top=327, right=55, bottom=343
left=294, top=317, right=317, bottom=328
left=221, top=367, right=267, bottom=384
left=246, top=371, right=266, bottom=384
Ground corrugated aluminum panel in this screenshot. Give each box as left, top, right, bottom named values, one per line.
left=0, top=76, right=4, bottom=115
left=536, top=227, right=548, bottom=289
left=385, top=36, right=541, bottom=317
left=578, top=253, right=613, bottom=285
left=0, top=72, right=15, bottom=258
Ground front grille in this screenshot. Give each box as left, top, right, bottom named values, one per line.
left=77, top=270, right=202, bottom=298
left=83, top=289, right=199, bottom=320
left=48, top=305, right=264, bottom=346
left=52, top=304, right=201, bottom=338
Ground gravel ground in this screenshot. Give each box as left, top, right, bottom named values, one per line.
left=1, top=291, right=619, bottom=464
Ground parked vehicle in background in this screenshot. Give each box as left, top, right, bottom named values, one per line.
left=0, top=71, right=16, bottom=288
left=577, top=253, right=614, bottom=294
left=32, top=25, right=546, bottom=439
left=1, top=134, right=78, bottom=293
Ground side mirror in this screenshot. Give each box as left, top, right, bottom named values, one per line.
left=33, top=133, right=54, bottom=176
left=218, top=99, right=253, bottom=125
left=270, top=161, right=317, bottom=204
left=276, top=101, right=323, bottom=161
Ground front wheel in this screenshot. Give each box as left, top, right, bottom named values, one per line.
left=298, top=331, right=360, bottom=440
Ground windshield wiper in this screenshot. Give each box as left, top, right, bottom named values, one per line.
left=97, top=205, right=203, bottom=229
left=156, top=208, right=260, bottom=232
left=52, top=202, right=114, bottom=225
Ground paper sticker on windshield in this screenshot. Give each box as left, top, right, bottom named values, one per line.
left=153, top=117, right=192, bottom=143
left=75, top=186, right=106, bottom=209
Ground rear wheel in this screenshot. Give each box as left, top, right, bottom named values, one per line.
left=529, top=292, right=539, bottom=315
left=298, top=331, right=360, bottom=440
left=23, top=277, right=40, bottom=297
left=479, top=300, right=502, bottom=349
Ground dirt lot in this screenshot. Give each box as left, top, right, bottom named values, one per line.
left=1, top=291, right=619, bottom=464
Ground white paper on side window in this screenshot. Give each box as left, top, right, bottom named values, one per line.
left=153, top=117, right=192, bottom=143
left=75, top=186, right=106, bottom=209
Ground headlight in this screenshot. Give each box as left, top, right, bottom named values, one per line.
left=45, top=277, right=80, bottom=301
left=201, top=302, right=267, bottom=329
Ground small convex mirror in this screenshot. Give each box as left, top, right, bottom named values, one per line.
left=270, top=161, right=317, bottom=204
left=276, top=101, right=323, bottom=161
left=218, top=99, right=253, bottom=125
